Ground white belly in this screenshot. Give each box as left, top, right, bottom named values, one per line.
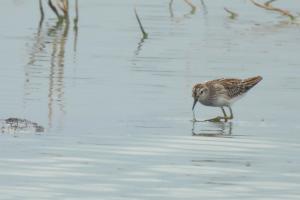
left=213, top=96, right=231, bottom=107
left=211, top=94, right=245, bottom=107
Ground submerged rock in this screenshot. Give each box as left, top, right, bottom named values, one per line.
left=1, top=118, right=44, bottom=134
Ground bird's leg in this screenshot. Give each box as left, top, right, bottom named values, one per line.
left=228, top=106, right=234, bottom=120
left=206, top=107, right=233, bottom=122
left=221, top=107, right=228, bottom=122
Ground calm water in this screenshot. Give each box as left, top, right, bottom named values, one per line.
left=0, top=0, right=300, bottom=199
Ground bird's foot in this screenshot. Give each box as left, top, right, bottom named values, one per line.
left=193, top=117, right=232, bottom=123
left=205, top=116, right=232, bottom=123
left=205, top=116, right=222, bottom=122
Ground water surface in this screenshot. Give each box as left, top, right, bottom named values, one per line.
left=0, top=0, right=300, bottom=199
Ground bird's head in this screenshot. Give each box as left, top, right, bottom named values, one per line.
left=192, top=84, right=209, bottom=110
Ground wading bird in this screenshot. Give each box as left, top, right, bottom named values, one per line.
left=192, top=76, right=262, bottom=122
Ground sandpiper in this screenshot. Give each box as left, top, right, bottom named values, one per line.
left=192, top=76, right=262, bottom=122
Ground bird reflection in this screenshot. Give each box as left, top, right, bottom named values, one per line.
left=192, top=121, right=233, bottom=137
left=25, top=15, right=78, bottom=131
left=200, top=0, right=208, bottom=16
left=168, top=0, right=174, bottom=18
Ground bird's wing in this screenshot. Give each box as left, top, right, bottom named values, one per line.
left=217, top=78, right=245, bottom=98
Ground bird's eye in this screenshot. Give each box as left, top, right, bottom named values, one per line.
left=200, top=90, right=204, bottom=95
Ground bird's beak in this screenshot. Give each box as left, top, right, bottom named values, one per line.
left=192, top=98, right=197, bottom=110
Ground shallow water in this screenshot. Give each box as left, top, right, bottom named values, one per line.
left=0, top=0, right=300, bottom=199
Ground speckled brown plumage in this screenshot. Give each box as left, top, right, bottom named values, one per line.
left=192, top=76, right=262, bottom=122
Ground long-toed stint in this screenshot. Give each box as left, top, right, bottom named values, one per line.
left=192, top=76, right=262, bottom=122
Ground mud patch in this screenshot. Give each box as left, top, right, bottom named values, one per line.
left=1, top=118, right=44, bottom=134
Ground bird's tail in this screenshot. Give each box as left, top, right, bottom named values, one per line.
left=242, top=76, right=263, bottom=90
